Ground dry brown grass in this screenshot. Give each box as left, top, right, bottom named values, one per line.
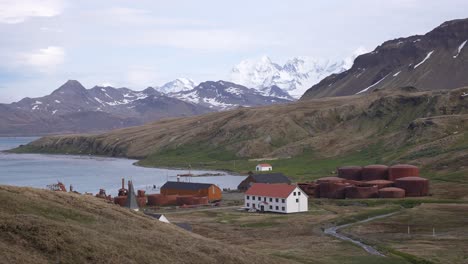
left=0, top=185, right=283, bottom=264
left=343, top=203, right=468, bottom=263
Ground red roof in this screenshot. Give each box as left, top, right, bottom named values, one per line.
left=245, top=183, right=296, bottom=198
left=257, top=163, right=272, bottom=167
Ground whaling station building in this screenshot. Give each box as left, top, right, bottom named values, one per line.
left=255, top=163, right=273, bottom=171
left=244, top=183, right=308, bottom=213
left=237, top=172, right=291, bottom=191
left=160, top=181, right=222, bottom=202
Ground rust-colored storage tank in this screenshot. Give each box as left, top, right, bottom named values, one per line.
left=379, top=187, right=406, bottom=198
left=137, top=190, right=146, bottom=197
left=113, top=196, right=127, bottom=206
left=316, top=176, right=344, bottom=184
left=361, top=165, right=389, bottom=181
left=345, top=185, right=379, bottom=199
left=319, top=182, right=350, bottom=199
left=337, top=166, right=362, bottom=181
left=388, top=164, right=419, bottom=181
left=176, top=195, right=196, bottom=206
left=298, top=182, right=317, bottom=196
left=364, top=180, right=394, bottom=189
left=137, top=196, right=147, bottom=207
left=395, top=177, right=429, bottom=197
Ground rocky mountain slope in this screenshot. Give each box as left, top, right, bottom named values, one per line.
left=17, top=87, right=468, bottom=179
left=0, top=80, right=211, bottom=136
left=170, top=80, right=292, bottom=110
left=230, top=55, right=356, bottom=98
left=302, top=18, right=468, bottom=99
left=1, top=79, right=292, bottom=136
left=0, top=185, right=280, bottom=264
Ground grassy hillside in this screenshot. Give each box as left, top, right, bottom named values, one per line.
left=0, top=186, right=282, bottom=264
left=12, top=87, right=468, bottom=191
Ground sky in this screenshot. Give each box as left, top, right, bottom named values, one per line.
left=0, top=0, right=467, bottom=103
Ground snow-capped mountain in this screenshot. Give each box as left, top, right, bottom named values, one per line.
left=156, top=78, right=197, bottom=94
left=230, top=54, right=363, bottom=98
left=171, top=80, right=292, bottom=110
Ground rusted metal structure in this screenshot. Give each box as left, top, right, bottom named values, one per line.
left=361, top=165, right=389, bottom=181
left=364, top=180, right=394, bottom=189
left=378, top=187, right=406, bottom=198
left=395, top=177, right=429, bottom=197
left=345, top=185, right=379, bottom=199
left=316, top=176, right=344, bottom=183
left=161, top=181, right=222, bottom=202
left=388, top=164, right=419, bottom=181
left=46, top=181, right=67, bottom=192
left=337, top=166, right=363, bottom=181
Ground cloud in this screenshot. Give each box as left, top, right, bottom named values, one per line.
left=343, top=46, right=369, bottom=69
left=0, top=0, right=63, bottom=24
left=126, top=66, right=158, bottom=88
left=19, top=46, right=65, bottom=73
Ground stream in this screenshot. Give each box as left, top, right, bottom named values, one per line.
left=324, top=212, right=398, bottom=256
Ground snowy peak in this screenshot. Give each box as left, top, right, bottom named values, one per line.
left=157, top=78, right=197, bottom=94
left=171, top=80, right=292, bottom=110
left=230, top=56, right=351, bottom=98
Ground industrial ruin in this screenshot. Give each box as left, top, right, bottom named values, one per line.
left=298, top=164, right=429, bottom=199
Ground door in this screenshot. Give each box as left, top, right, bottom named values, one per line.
left=260, top=205, right=264, bottom=212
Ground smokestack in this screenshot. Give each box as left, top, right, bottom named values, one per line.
left=69, top=184, right=73, bottom=192
left=121, top=178, right=125, bottom=189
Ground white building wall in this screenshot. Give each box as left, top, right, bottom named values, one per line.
left=244, top=187, right=308, bottom=214
left=285, top=187, right=308, bottom=213
left=255, top=166, right=272, bottom=171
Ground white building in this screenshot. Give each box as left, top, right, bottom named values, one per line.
left=256, top=163, right=273, bottom=171
left=244, top=183, right=308, bottom=213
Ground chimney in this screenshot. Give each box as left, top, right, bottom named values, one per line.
left=69, top=184, right=73, bottom=192
left=121, top=178, right=125, bottom=189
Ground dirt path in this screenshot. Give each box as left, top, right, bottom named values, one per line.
left=324, top=212, right=398, bottom=256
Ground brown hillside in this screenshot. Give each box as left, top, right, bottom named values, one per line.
left=0, top=186, right=282, bottom=264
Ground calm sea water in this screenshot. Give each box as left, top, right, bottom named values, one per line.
left=0, top=137, right=244, bottom=195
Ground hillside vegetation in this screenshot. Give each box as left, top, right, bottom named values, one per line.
left=0, top=185, right=282, bottom=264
left=14, top=87, right=468, bottom=186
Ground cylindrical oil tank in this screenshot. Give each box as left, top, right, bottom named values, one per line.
left=337, top=166, right=362, bottom=181
left=319, top=182, right=350, bottom=199
left=379, top=187, right=406, bottom=198
left=395, top=177, right=429, bottom=197
left=364, top=180, right=394, bottom=189
left=137, top=196, right=147, bottom=207
left=388, top=164, right=419, bottom=181
left=345, top=185, right=379, bottom=199
left=176, top=195, right=196, bottom=206
left=316, top=176, right=344, bottom=184
left=298, top=182, right=317, bottom=196
left=113, top=196, right=127, bottom=206
left=361, top=165, right=389, bottom=181
left=137, top=190, right=146, bottom=197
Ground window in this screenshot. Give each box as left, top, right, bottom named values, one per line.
left=252, top=196, right=255, bottom=200
left=275, top=206, right=279, bottom=210
left=264, top=197, right=266, bottom=201
left=269, top=198, right=272, bottom=202
left=282, top=199, right=285, bottom=203
left=298, top=192, right=301, bottom=196
left=246, top=195, right=249, bottom=200
left=246, top=203, right=250, bottom=207
left=275, top=198, right=279, bottom=202
left=282, top=207, right=285, bottom=211
left=296, top=199, right=299, bottom=203
left=293, top=192, right=296, bottom=196
left=269, top=205, right=272, bottom=209
left=258, top=196, right=261, bottom=201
